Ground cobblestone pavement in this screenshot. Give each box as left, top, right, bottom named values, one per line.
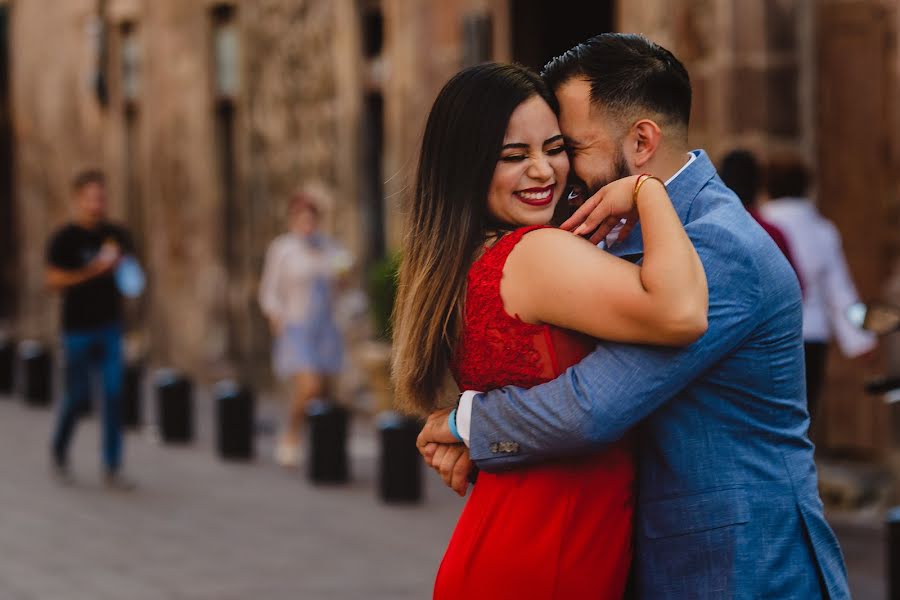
left=0, top=392, right=462, bottom=600
left=0, top=391, right=886, bottom=599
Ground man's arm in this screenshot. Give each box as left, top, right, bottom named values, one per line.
left=45, top=227, right=121, bottom=291
left=46, top=261, right=114, bottom=291
left=819, top=223, right=876, bottom=358
left=463, top=220, right=765, bottom=470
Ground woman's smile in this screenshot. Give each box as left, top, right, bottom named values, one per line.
left=514, top=184, right=555, bottom=206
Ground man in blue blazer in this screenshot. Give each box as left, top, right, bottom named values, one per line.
left=418, top=34, right=849, bottom=599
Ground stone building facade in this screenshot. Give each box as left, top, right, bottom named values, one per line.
left=1, top=0, right=898, bottom=454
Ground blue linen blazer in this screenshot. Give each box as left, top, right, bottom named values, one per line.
left=467, top=151, right=850, bottom=599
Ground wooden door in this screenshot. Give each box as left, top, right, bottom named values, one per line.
left=815, top=1, right=894, bottom=456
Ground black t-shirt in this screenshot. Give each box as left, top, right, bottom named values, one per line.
left=46, top=222, right=135, bottom=331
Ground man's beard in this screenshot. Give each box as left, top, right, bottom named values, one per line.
left=587, top=145, right=631, bottom=195
left=554, top=146, right=631, bottom=228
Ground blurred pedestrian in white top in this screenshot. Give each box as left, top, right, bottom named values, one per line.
left=259, top=190, right=352, bottom=467
left=760, top=156, right=877, bottom=421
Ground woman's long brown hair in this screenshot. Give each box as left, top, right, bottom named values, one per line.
left=391, top=63, right=559, bottom=415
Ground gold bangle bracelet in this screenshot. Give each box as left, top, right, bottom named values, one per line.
left=632, top=174, right=666, bottom=204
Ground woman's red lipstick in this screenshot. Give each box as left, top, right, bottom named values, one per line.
left=514, top=185, right=554, bottom=206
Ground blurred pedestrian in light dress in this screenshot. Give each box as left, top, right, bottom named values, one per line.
left=259, top=191, right=351, bottom=467
left=760, top=156, right=877, bottom=422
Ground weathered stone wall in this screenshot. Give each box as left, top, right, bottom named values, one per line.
left=619, top=0, right=812, bottom=161
left=232, top=0, right=352, bottom=381
left=12, top=0, right=109, bottom=339
left=136, top=2, right=223, bottom=372
left=813, top=0, right=898, bottom=454
left=9, top=0, right=358, bottom=383
left=886, top=2, right=900, bottom=412
left=380, top=0, right=511, bottom=252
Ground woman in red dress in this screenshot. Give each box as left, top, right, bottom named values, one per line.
left=391, top=64, right=708, bottom=599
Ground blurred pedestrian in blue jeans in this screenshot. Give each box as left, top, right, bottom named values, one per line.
left=45, top=169, right=138, bottom=489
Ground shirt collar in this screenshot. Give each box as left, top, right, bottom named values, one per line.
left=665, top=151, right=698, bottom=186
left=607, top=149, right=713, bottom=258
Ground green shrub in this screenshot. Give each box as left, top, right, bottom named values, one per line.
left=367, top=253, right=400, bottom=340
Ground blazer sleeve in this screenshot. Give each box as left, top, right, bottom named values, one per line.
left=469, top=220, right=766, bottom=470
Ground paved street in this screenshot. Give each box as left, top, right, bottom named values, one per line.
left=828, top=509, right=885, bottom=599
left=0, top=389, right=887, bottom=599
left=0, top=391, right=462, bottom=600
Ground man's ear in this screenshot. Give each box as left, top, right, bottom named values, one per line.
left=627, top=119, right=663, bottom=169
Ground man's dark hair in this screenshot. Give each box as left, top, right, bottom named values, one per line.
left=542, top=33, right=692, bottom=129
left=71, top=168, right=106, bottom=192
left=720, top=149, right=761, bottom=208
left=766, top=156, right=811, bottom=199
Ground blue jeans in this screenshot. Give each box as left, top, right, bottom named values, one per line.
left=51, top=323, right=124, bottom=472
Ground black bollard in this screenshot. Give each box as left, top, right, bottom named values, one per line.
left=306, top=399, right=349, bottom=484
left=121, top=363, right=143, bottom=429
left=18, top=340, right=52, bottom=408
left=377, top=411, right=423, bottom=503
left=0, top=334, right=14, bottom=395
left=214, top=380, right=255, bottom=461
left=889, top=507, right=900, bottom=600
left=154, top=369, right=194, bottom=444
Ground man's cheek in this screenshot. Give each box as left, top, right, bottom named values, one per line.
left=571, top=159, right=591, bottom=187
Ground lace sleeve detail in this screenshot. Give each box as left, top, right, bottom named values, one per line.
left=453, top=226, right=557, bottom=390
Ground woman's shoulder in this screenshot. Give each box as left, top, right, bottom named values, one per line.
left=510, top=223, right=554, bottom=240
left=272, top=232, right=302, bottom=248
left=479, top=225, right=591, bottom=268
left=502, top=225, right=604, bottom=287
left=269, top=232, right=294, bottom=244
left=488, top=224, right=559, bottom=252
left=265, top=233, right=302, bottom=258
left=506, top=224, right=591, bottom=256
left=484, top=225, right=591, bottom=281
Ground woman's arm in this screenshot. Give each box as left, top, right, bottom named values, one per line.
left=258, top=240, right=286, bottom=333
left=503, top=176, right=708, bottom=346
left=326, top=241, right=355, bottom=291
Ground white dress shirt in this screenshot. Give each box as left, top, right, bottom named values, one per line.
left=759, top=198, right=876, bottom=357
left=456, top=154, right=698, bottom=445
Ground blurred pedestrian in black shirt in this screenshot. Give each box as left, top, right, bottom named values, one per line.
left=45, top=169, right=138, bottom=489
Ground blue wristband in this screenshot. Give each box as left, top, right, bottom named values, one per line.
left=447, top=408, right=462, bottom=442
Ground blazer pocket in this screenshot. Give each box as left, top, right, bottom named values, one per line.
left=642, top=486, right=750, bottom=539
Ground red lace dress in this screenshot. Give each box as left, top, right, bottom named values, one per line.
left=434, top=225, right=634, bottom=600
